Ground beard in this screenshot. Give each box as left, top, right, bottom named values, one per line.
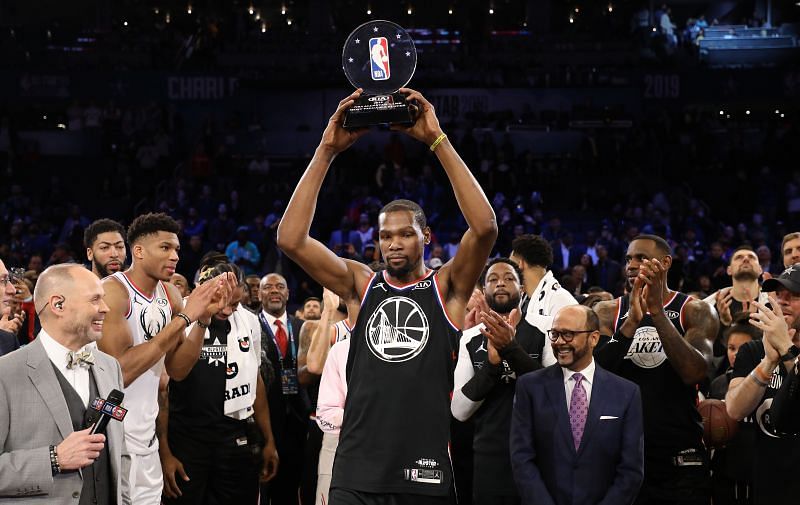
left=487, top=292, right=521, bottom=315
left=733, top=270, right=759, bottom=282
left=95, top=260, right=121, bottom=279
left=386, top=261, right=414, bottom=280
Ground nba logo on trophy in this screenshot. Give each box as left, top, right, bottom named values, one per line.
left=369, top=37, right=390, bottom=80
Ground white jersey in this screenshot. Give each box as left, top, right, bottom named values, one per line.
left=111, top=271, right=173, bottom=455
left=333, top=319, right=352, bottom=343
left=523, top=270, right=578, bottom=367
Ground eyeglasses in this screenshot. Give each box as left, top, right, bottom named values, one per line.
left=0, top=268, right=24, bottom=286
left=547, top=329, right=595, bottom=342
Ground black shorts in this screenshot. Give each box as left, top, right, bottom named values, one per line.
left=329, top=488, right=455, bottom=505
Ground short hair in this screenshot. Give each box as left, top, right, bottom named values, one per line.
left=245, top=274, right=261, bottom=283
left=303, top=297, right=321, bottom=307
left=479, top=257, right=523, bottom=287
left=782, top=232, right=800, bottom=254
left=199, top=251, right=229, bottom=271
left=724, top=315, right=762, bottom=342
left=127, top=213, right=180, bottom=245
left=84, top=219, right=126, bottom=248
left=511, top=234, right=553, bottom=269
left=732, top=245, right=755, bottom=255
left=379, top=199, right=426, bottom=229
left=632, top=234, right=672, bottom=255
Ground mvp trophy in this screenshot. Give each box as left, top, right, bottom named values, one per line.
left=342, top=20, right=417, bottom=128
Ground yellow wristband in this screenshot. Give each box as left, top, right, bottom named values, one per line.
left=429, top=133, right=447, bottom=152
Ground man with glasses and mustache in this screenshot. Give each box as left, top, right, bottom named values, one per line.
left=84, top=219, right=127, bottom=279
left=452, top=258, right=544, bottom=505
left=592, top=234, right=718, bottom=505
left=511, top=305, right=644, bottom=505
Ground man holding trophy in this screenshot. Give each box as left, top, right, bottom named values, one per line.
left=277, top=20, right=497, bottom=505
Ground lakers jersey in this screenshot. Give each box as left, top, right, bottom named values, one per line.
left=612, top=291, right=703, bottom=456
left=110, top=272, right=173, bottom=454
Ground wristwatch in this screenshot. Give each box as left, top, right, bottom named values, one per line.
left=779, top=345, right=800, bottom=363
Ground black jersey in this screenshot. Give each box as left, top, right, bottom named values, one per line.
left=611, top=291, right=703, bottom=459
left=731, top=340, right=800, bottom=504
left=464, top=319, right=544, bottom=495
left=332, top=270, right=460, bottom=496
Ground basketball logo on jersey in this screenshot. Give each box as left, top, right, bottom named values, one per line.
left=365, top=296, right=429, bottom=362
left=226, top=362, right=239, bottom=379
left=238, top=336, right=251, bottom=353
left=138, top=297, right=169, bottom=340
left=624, top=326, right=667, bottom=368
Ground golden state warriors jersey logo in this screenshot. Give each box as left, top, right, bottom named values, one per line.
left=366, top=296, right=429, bottom=363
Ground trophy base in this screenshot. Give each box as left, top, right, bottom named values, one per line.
left=343, top=92, right=415, bottom=128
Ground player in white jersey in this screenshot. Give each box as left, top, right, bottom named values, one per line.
left=98, top=213, right=235, bottom=505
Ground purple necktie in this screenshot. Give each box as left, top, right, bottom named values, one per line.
left=569, top=373, right=588, bottom=450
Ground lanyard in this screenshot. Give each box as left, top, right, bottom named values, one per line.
left=258, top=312, right=296, bottom=363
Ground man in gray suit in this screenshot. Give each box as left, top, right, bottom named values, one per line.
left=0, top=264, right=128, bottom=504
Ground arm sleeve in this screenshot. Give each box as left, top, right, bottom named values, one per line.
left=451, top=333, right=483, bottom=421
left=0, top=380, right=55, bottom=497
left=500, top=340, right=542, bottom=376
left=316, top=341, right=348, bottom=434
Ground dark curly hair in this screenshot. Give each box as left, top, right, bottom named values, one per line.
left=84, top=219, right=126, bottom=248
left=511, top=234, right=553, bottom=269
left=127, top=213, right=180, bottom=245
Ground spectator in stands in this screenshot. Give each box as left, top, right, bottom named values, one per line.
left=0, top=260, right=23, bottom=356
left=226, top=226, right=261, bottom=276
left=781, top=232, right=800, bottom=268
left=209, top=204, right=237, bottom=251
left=756, top=245, right=780, bottom=277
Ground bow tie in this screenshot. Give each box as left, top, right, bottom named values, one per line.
left=66, top=349, right=95, bottom=369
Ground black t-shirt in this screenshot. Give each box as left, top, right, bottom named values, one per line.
left=169, top=318, right=247, bottom=440
left=465, top=319, right=544, bottom=495
left=731, top=340, right=800, bottom=504
left=612, top=292, right=703, bottom=463
left=333, top=270, right=459, bottom=496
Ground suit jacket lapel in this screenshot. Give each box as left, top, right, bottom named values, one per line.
left=26, top=338, right=73, bottom=440
left=90, top=358, right=122, bottom=487
left=577, top=366, right=606, bottom=456
left=544, top=366, right=574, bottom=453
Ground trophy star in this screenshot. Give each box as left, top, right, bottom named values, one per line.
left=396, top=34, right=401, bottom=39
left=373, top=26, right=378, bottom=32
left=405, top=51, right=411, bottom=56
left=348, top=57, right=353, bottom=63
left=355, top=38, right=360, bottom=44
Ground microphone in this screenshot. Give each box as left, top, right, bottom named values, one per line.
left=88, top=389, right=127, bottom=435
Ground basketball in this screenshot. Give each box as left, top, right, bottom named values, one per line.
left=698, top=399, right=739, bottom=448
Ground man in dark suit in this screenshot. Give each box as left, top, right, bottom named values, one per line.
left=256, top=273, right=307, bottom=505
left=511, top=305, right=644, bottom=505
left=0, top=259, right=23, bottom=356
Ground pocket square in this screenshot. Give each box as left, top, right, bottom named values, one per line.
left=599, top=415, right=619, bottom=420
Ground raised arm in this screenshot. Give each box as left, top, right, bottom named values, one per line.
left=277, top=90, right=371, bottom=301
left=393, top=88, right=497, bottom=323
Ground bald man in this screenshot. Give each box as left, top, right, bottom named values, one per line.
left=0, top=264, right=128, bottom=504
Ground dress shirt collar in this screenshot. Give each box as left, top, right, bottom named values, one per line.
left=39, top=330, right=92, bottom=370
left=261, top=310, right=287, bottom=329
left=561, top=357, right=596, bottom=386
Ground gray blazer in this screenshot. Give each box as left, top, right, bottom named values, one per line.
left=0, top=336, right=129, bottom=503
